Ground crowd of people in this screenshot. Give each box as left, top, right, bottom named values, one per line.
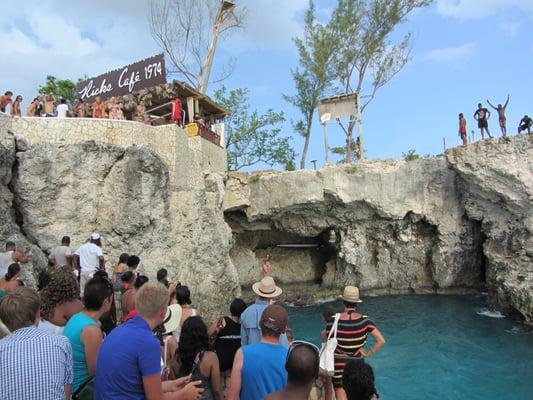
left=458, top=96, right=532, bottom=146
left=0, top=233, right=386, bottom=400
left=0, top=90, right=149, bottom=122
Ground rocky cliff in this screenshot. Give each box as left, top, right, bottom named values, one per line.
left=224, top=136, right=532, bottom=323
left=0, top=114, right=530, bottom=323
left=0, top=117, right=239, bottom=318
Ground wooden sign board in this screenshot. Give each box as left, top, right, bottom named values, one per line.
left=77, top=54, right=166, bottom=101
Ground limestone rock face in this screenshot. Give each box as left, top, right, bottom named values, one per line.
left=0, top=130, right=238, bottom=319
left=446, top=136, right=533, bottom=322
left=225, top=136, right=533, bottom=322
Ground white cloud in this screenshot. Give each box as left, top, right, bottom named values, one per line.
left=499, top=20, right=521, bottom=37
left=221, top=0, right=307, bottom=53
left=426, top=42, right=475, bottom=65
left=437, top=0, right=533, bottom=21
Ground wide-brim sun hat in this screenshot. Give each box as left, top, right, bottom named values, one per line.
left=162, top=304, right=183, bottom=335
left=252, top=276, right=282, bottom=298
left=342, top=286, right=363, bottom=303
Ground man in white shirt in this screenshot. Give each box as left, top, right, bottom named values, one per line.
left=56, top=99, right=69, bottom=118
left=73, top=233, right=105, bottom=295
left=49, top=236, right=73, bottom=268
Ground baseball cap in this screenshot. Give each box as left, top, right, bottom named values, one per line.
left=90, top=232, right=101, bottom=240
left=260, top=304, right=288, bottom=334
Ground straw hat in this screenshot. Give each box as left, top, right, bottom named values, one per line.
left=341, top=286, right=363, bottom=303
left=252, top=276, right=282, bottom=298
left=162, top=304, right=183, bottom=335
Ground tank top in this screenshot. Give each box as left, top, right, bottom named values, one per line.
left=241, top=342, right=288, bottom=400
left=0, top=251, right=14, bottom=276
left=191, top=352, right=214, bottom=400
left=215, top=317, right=241, bottom=371
left=63, top=312, right=99, bottom=392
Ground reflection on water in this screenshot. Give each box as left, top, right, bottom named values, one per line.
left=287, top=294, right=533, bottom=400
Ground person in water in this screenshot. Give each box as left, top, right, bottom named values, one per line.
left=487, top=95, right=510, bottom=137
left=458, top=113, right=467, bottom=146
left=473, top=103, right=492, bottom=139
left=326, top=286, right=385, bottom=400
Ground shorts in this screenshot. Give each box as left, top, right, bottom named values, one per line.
left=499, top=118, right=506, bottom=128
left=478, top=119, right=488, bottom=129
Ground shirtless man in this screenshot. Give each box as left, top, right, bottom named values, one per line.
left=44, top=94, right=56, bottom=117
left=0, top=91, right=13, bottom=113
left=473, top=103, right=492, bottom=140
left=518, top=115, right=532, bottom=135
left=487, top=95, right=510, bottom=136
left=262, top=254, right=272, bottom=277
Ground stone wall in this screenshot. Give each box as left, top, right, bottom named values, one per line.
left=5, top=115, right=227, bottom=187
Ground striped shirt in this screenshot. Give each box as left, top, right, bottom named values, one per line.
left=0, top=326, right=73, bottom=400
left=327, top=314, right=376, bottom=356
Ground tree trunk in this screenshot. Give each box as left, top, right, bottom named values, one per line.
left=345, top=120, right=355, bottom=164
left=356, top=92, right=364, bottom=160
left=300, top=128, right=311, bottom=169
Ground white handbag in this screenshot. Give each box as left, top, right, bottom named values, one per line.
left=319, top=313, right=341, bottom=376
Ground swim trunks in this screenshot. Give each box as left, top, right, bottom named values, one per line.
left=478, top=119, right=488, bottom=129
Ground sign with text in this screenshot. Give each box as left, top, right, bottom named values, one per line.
left=77, top=54, right=166, bottom=101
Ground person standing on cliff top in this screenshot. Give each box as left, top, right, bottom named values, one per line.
left=487, top=95, right=510, bottom=137
left=518, top=115, right=532, bottom=135
left=473, top=103, right=492, bottom=139
left=458, top=113, right=467, bottom=146
left=44, top=94, right=56, bottom=117
left=56, top=98, right=69, bottom=118
left=240, top=276, right=289, bottom=347
left=0, top=91, right=13, bottom=113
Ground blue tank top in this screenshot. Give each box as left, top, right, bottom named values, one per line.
left=241, top=342, right=288, bottom=400
left=63, top=312, right=98, bottom=392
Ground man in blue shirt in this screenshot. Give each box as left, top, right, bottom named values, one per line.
left=94, top=282, right=202, bottom=400
left=227, top=304, right=289, bottom=400
left=240, top=276, right=289, bottom=347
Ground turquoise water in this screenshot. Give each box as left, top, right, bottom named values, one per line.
left=287, top=294, right=533, bottom=400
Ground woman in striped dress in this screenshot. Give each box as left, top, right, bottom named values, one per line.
left=326, top=286, right=386, bottom=400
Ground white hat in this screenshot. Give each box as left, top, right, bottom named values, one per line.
left=252, top=276, right=282, bottom=298
left=162, top=304, right=183, bottom=335
left=341, top=286, right=363, bottom=303
left=90, top=232, right=101, bottom=240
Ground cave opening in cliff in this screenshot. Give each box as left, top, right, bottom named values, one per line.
left=229, top=227, right=338, bottom=291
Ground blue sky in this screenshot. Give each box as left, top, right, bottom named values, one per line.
left=1, top=0, right=532, bottom=169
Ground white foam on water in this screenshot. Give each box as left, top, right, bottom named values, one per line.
left=476, top=308, right=505, bottom=319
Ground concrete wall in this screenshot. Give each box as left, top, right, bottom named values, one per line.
left=2, top=114, right=227, bottom=186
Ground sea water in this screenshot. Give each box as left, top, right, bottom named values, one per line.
left=287, top=294, right=533, bottom=400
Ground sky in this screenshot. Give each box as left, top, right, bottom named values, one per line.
left=1, top=0, right=532, bottom=169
